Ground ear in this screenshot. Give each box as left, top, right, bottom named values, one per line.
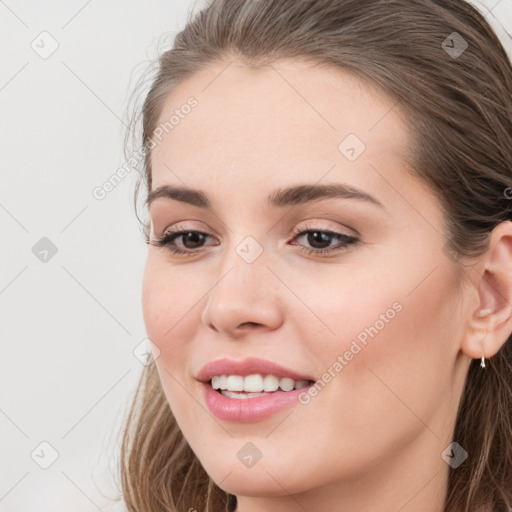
left=460, top=220, right=512, bottom=361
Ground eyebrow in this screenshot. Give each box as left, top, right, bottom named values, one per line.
left=146, top=183, right=385, bottom=210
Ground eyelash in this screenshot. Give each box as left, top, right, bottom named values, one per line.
left=149, top=223, right=358, bottom=257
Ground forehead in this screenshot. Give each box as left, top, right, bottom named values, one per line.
left=150, top=58, right=411, bottom=193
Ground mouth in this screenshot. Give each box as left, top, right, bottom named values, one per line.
left=196, top=357, right=317, bottom=421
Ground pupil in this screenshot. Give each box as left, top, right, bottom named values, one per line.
left=308, top=231, right=331, bottom=249
left=183, top=232, right=204, bottom=249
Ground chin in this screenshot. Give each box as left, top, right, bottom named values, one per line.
left=202, top=457, right=310, bottom=498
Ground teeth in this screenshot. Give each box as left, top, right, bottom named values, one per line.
left=263, top=375, right=279, bottom=392
left=211, top=374, right=311, bottom=393
left=226, top=375, right=244, bottom=391
left=279, top=377, right=295, bottom=391
left=244, top=374, right=264, bottom=392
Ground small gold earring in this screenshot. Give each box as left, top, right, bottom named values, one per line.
left=478, top=309, right=491, bottom=369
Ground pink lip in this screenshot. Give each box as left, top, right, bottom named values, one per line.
left=196, top=357, right=315, bottom=423
left=196, top=356, right=315, bottom=383
left=200, top=381, right=314, bottom=422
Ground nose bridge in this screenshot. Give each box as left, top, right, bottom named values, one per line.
left=201, top=233, right=283, bottom=334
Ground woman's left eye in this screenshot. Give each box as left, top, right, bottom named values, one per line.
left=148, top=226, right=358, bottom=256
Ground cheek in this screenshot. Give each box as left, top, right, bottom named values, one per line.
left=279, top=262, right=407, bottom=368
left=326, top=264, right=458, bottom=433
left=296, top=247, right=458, bottom=364
left=141, top=254, right=208, bottom=394
left=141, top=255, right=207, bottom=425
left=141, top=254, right=202, bottom=344
left=292, top=257, right=458, bottom=416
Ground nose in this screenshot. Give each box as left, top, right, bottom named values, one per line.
left=200, top=245, right=284, bottom=338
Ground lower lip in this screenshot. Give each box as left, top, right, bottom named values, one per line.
left=201, top=381, right=312, bottom=422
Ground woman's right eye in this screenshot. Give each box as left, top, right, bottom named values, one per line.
left=149, top=229, right=215, bottom=255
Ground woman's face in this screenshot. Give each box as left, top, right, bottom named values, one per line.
left=142, top=59, right=470, bottom=509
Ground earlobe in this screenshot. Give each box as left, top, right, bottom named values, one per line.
left=460, top=221, right=512, bottom=363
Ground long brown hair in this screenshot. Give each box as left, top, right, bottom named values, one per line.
left=117, top=1, right=512, bottom=510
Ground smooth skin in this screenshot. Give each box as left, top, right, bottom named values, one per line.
left=141, top=58, right=512, bottom=512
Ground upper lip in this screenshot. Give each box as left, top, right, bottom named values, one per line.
left=196, top=357, right=315, bottom=383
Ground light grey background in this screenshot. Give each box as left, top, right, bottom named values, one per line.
left=0, top=1, right=510, bottom=511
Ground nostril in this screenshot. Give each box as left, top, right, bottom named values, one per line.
left=238, top=322, right=260, bottom=329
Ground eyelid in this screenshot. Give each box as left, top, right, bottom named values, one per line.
left=292, top=218, right=359, bottom=238
left=291, top=222, right=355, bottom=237
left=155, top=220, right=214, bottom=238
